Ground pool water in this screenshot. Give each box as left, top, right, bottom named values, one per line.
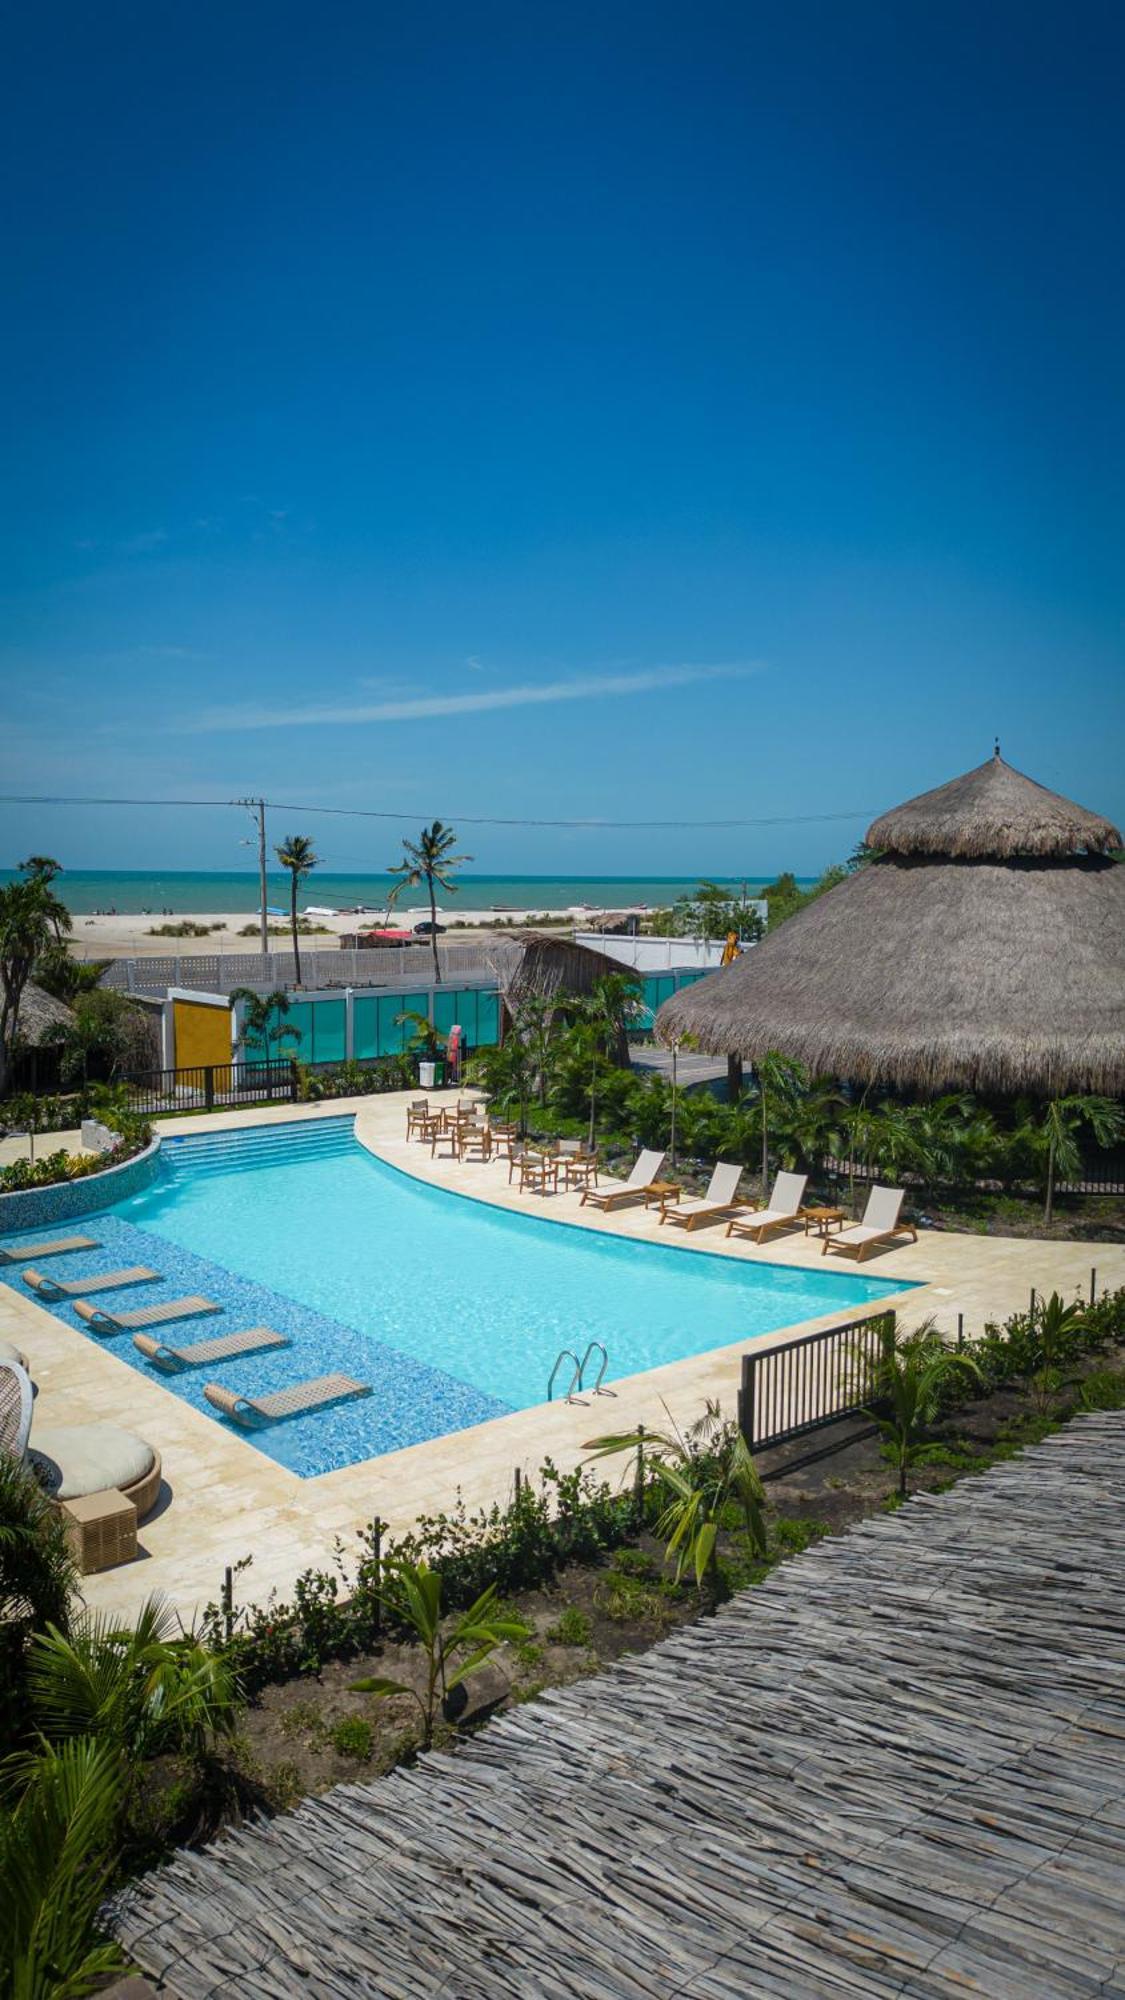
left=1, top=1118, right=915, bottom=1475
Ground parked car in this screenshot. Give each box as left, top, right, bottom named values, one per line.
left=413, top=920, right=447, bottom=935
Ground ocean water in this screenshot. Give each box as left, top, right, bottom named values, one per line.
left=3, top=869, right=810, bottom=916
left=0, top=1118, right=912, bottom=1476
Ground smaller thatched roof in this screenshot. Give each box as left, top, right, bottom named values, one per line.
left=502, top=933, right=625, bottom=1008
left=869, top=751, right=1122, bottom=859
left=503, top=933, right=633, bottom=1062
left=19, top=983, right=75, bottom=1043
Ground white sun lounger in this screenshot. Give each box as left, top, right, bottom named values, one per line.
left=580, top=1149, right=666, bottom=1211
left=725, top=1172, right=809, bottom=1243
left=74, top=1295, right=221, bottom=1335
left=0, top=1234, right=100, bottom=1265
left=203, top=1373, right=371, bottom=1425
left=23, top=1264, right=159, bottom=1301
left=823, top=1185, right=917, bottom=1261
left=660, top=1161, right=744, bottom=1231
left=134, top=1326, right=291, bottom=1372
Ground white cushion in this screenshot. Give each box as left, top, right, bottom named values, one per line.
left=28, top=1423, right=155, bottom=1501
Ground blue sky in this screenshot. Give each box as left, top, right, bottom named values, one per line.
left=2, top=0, right=1122, bottom=877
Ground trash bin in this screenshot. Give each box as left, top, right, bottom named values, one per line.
left=418, top=1059, right=437, bottom=1088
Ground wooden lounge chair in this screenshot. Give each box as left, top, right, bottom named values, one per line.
left=0, top=1234, right=99, bottom=1265
left=134, top=1325, right=291, bottom=1372
left=23, top=1264, right=159, bottom=1301
left=203, top=1373, right=371, bottom=1426
left=822, top=1185, right=917, bottom=1261
left=74, top=1295, right=221, bottom=1335
left=660, top=1162, right=744, bottom=1231
left=580, top=1149, right=666, bottom=1212
left=725, top=1172, right=809, bottom=1244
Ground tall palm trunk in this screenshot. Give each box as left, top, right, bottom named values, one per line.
left=427, top=871, right=441, bottom=984
left=290, top=874, right=302, bottom=987
left=1044, top=1134, right=1056, bottom=1227
left=760, top=1093, right=769, bottom=1194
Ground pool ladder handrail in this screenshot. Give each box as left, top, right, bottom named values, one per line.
left=547, top=1341, right=616, bottom=1404
left=547, top=1348, right=583, bottom=1403
left=578, top=1340, right=615, bottom=1398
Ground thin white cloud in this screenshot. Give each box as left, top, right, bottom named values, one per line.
left=117, top=529, right=168, bottom=556
left=183, top=663, right=761, bottom=733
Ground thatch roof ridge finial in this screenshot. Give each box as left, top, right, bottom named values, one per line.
left=867, top=754, right=1121, bottom=860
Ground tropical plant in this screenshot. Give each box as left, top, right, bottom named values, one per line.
left=0, top=1737, right=125, bottom=2000
left=0, top=858, right=71, bottom=1098
left=1037, top=1095, right=1124, bottom=1225
left=466, top=1036, right=534, bottom=1133
left=350, top=1561, right=529, bottom=1748
left=393, top=1009, right=446, bottom=1062
left=752, top=1050, right=806, bottom=1192
left=585, top=1401, right=767, bottom=1591
left=573, top=973, right=642, bottom=1150
left=23, top=1594, right=240, bottom=1764
left=0, top=1456, right=77, bottom=1740
left=229, top=987, right=301, bottom=1068
left=274, top=833, right=320, bottom=987
left=387, top=821, right=472, bottom=984
left=1025, top=1289, right=1087, bottom=1414
left=39, top=989, right=157, bottom=1086
left=863, top=1318, right=983, bottom=1497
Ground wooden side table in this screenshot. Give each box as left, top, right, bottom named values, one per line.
left=646, top=1181, right=682, bottom=1212
left=800, top=1205, right=847, bottom=1239
left=63, top=1490, right=138, bottom=1573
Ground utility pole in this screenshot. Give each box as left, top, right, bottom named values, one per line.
left=236, top=797, right=269, bottom=958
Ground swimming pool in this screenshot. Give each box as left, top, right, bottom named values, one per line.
left=1, top=1118, right=916, bottom=1475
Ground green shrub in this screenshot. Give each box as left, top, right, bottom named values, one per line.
left=545, top=1606, right=592, bottom=1647
left=202, top=1458, right=644, bottom=1695
left=329, top=1715, right=375, bottom=1760
left=1079, top=1369, right=1125, bottom=1412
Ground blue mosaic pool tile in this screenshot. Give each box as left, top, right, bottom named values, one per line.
left=0, top=1211, right=511, bottom=1478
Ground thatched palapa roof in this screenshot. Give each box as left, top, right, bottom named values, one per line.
left=18, top=982, right=75, bottom=1044
left=656, top=753, right=1125, bottom=1095
left=503, top=932, right=632, bottom=1063
left=868, top=752, right=1122, bottom=859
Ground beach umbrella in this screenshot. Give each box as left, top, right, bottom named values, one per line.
left=655, top=751, right=1125, bottom=1096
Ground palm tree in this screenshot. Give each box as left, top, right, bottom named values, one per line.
left=229, top=989, right=302, bottom=1071
left=753, top=1050, right=806, bottom=1194
left=864, top=1318, right=982, bottom=1497
left=575, top=974, right=642, bottom=1149
left=1039, top=1094, right=1124, bottom=1225
left=0, top=857, right=71, bottom=1097
left=387, top=821, right=472, bottom=984
left=585, top=1401, right=767, bottom=1594
left=274, top=834, right=320, bottom=987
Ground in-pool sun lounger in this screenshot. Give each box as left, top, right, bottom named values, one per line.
left=134, top=1325, right=291, bottom=1372
left=23, top=1264, right=159, bottom=1301
left=0, top=1234, right=100, bottom=1265
left=74, top=1295, right=221, bottom=1335
left=204, top=1373, right=372, bottom=1426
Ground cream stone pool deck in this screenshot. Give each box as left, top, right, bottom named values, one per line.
left=3, top=1091, right=1122, bottom=1626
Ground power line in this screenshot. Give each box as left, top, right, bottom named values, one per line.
left=0, top=793, right=874, bottom=831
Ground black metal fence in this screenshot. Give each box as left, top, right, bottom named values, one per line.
left=820, top=1154, right=1125, bottom=1198
left=121, top=1061, right=299, bottom=1116
left=737, top=1309, right=895, bottom=1454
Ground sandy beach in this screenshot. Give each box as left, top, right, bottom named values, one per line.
left=66, top=903, right=646, bottom=959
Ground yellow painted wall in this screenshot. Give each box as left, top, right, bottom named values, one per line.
left=173, top=998, right=231, bottom=1070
